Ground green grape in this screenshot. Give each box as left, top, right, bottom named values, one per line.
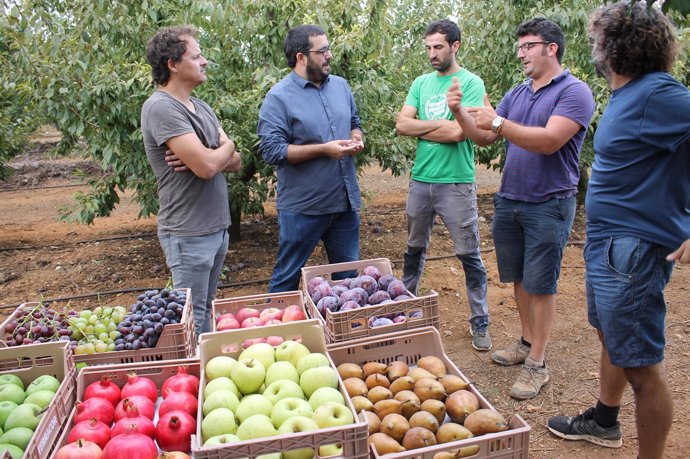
left=108, top=343, right=116, bottom=351
left=111, top=312, right=123, bottom=324
left=94, top=341, right=108, bottom=353
left=109, top=330, right=119, bottom=340
left=107, top=322, right=117, bottom=332
left=100, top=317, right=111, bottom=327
left=79, top=310, right=92, bottom=320
left=103, top=307, right=113, bottom=316
left=85, top=325, right=95, bottom=334
left=93, top=306, right=103, bottom=315
left=84, top=343, right=96, bottom=354
left=74, top=344, right=86, bottom=355
left=88, top=315, right=98, bottom=325
left=71, top=330, right=83, bottom=340
left=98, top=332, right=109, bottom=342
left=94, top=323, right=107, bottom=335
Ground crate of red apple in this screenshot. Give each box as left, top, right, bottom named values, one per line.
left=301, top=258, right=440, bottom=343
left=51, top=358, right=201, bottom=458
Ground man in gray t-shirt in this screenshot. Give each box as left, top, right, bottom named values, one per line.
left=141, top=25, right=240, bottom=335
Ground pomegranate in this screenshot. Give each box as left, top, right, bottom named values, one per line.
left=114, top=396, right=155, bottom=421
left=111, top=403, right=155, bottom=438
left=74, top=397, right=115, bottom=425
left=154, top=410, right=196, bottom=452
left=102, top=424, right=158, bottom=459
left=83, top=376, right=121, bottom=407
left=158, top=391, right=198, bottom=417
left=67, top=418, right=111, bottom=449
left=121, top=372, right=158, bottom=403
left=55, top=439, right=103, bottom=459
left=161, top=366, right=199, bottom=398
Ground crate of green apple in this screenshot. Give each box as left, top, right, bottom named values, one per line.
left=0, top=288, right=195, bottom=365
left=301, top=258, right=440, bottom=343
left=0, top=340, right=76, bottom=459
left=326, top=327, right=531, bottom=459
left=212, top=290, right=308, bottom=334
left=191, top=319, right=370, bottom=459
left=50, top=358, right=201, bottom=458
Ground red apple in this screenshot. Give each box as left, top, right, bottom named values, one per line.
left=282, top=305, right=306, bottom=322
left=241, top=316, right=264, bottom=328
left=242, top=337, right=267, bottom=349
left=215, top=312, right=236, bottom=323
left=217, top=316, right=241, bottom=331
left=260, top=307, right=284, bottom=322
left=236, top=307, right=260, bottom=324
left=267, top=336, right=285, bottom=347
left=263, top=319, right=282, bottom=326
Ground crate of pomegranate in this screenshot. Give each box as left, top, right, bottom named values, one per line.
left=211, top=290, right=308, bottom=332
left=50, top=357, right=201, bottom=458
left=0, top=340, right=76, bottom=459
left=327, top=326, right=531, bottom=459
left=301, top=258, right=440, bottom=343
left=191, top=319, right=369, bottom=459
left=0, top=288, right=195, bottom=366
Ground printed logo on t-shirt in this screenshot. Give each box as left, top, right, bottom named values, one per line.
left=424, top=94, right=449, bottom=120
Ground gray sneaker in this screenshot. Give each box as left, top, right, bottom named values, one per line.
left=509, top=357, right=549, bottom=400
left=548, top=407, right=623, bottom=448
left=469, top=324, right=492, bottom=351
left=491, top=340, right=530, bottom=366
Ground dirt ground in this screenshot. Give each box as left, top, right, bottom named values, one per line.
left=1, top=137, right=689, bottom=458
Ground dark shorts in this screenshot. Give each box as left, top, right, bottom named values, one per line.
left=492, top=195, right=575, bottom=294
left=586, top=236, right=674, bottom=368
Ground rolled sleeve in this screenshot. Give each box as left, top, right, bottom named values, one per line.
left=349, top=90, right=362, bottom=132
left=257, top=93, right=290, bottom=166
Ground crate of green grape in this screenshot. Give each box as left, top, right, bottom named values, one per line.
left=0, top=288, right=195, bottom=366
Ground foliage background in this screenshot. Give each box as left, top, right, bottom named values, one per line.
left=1, top=0, right=688, bottom=236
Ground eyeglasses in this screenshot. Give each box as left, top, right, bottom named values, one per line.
left=306, top=46, right=332, bottom=56
left=516, top=41, right=551, bottom=53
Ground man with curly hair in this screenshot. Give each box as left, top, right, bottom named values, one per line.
left=547, top=2, right=690, bottom=456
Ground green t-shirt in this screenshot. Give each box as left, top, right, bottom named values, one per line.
left=404, top=68, right=486, bottom=183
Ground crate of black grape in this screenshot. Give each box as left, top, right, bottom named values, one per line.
left=0, top=288, right=195, bottom=366
left=301, top=258, right=440, bottom=343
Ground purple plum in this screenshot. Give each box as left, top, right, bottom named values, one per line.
left=362, top=265, right=382, bottom=281
left=349, top=287, right=369, bottom=306
left=331, top=284, right=349, bottom=297
left=393, top=294, right=411, bottom=301
left=340, top=300, right=361, bottom=311
left=352, top=275, right=378, bottom=296
left=316, top=295, right=340, bottom=316
left=392, top=314, right=407, bottom=324
left=387, top=280, right=408, bottom=299
left=368, top=290, right=391, bottom=305
left=307, top=276, right=327, bottom=296
left=311, top=283, right=333, bottom=303
left=409, top=310, right=423, bottom=318
left=377, top=274, right=397, bottom=291
left=371, top=317, right=395, bottom=327
left=339, top=278, right=353, bottom=289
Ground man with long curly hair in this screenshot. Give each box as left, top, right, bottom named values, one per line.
left=547, top=2, right=690, bottom=457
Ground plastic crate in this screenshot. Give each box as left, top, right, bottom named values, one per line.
left=0, top=289, right=195, bottom=365
left=211, top=290, right=308, bottom=332
left=50, top=358, right=200, bottom=457
left=301, top=258, right=440, bottom=343
left=327, top=327, right=531, bottom=459
left=0, top=341, right=76, bottom=459
left=192, top=319, right=369, bottom=459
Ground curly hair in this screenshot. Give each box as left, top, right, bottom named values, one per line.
left=284, top=25, right=325, bottom=68
left=588, top=1, right=678, bottom=78
left=425, top=19, right=461, bottom=46
left=516, top=17, right=565, bottom=64
left=145, top=25, right=198, bottom=86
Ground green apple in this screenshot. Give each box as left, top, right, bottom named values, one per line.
left=205, top=356, right=238, bottom=381
left=0, top=375, right=23, bottom=391
left=296, top=352, right=331, bottom=375
left=236, top=414, right=277, bottom=440
left=319, top=443, right=344, bottom=457
left=258, top=454, right=282, bottom=459
left=308, top=387, right=345, bottom=410
left=201, top=407, right=237, bottom=443
left=274, top=341, right=311, bottom=368
left=235, top=394, right=273, bottom=424
left=299, top=366, right=338, bottom=398
left=202, top=389, right=240, bottom=416
left=0, top=427, right=33, bottom=450
left=0, top=444, right=23, bottom=459
left=265, top=361, right=300, bottom=387
left=312, top=402, right=354, bottom=428
left=4, top=403, right=42, bottom=431
left=202, top=433, right=240, bottom=447
left=0, top=385, right=24, bottom=406
left=277, top=416, right=320, bottom=459
left=25, top=375, right=59, bottom=396
left=204, top=376, right=240, bottom=399
left=239, top=343, right=276, bottom=372
left=24, top=389, right=56, bottom=410
left=0, top=401, right=18, bottom=429
left=231, top=358, right=265, bottom=395
left=263, top=380, right=304, bottom=405
left=271, top=397, right=313, bottom=429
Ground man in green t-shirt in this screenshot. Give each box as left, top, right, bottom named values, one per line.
left=395, top=19, right=491, bottom=350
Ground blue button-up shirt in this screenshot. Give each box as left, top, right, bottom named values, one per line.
left=257, top=71, right=362, bottom=214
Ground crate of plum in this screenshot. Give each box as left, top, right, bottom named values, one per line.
left=301, top=258, right=440, bottom=343
left=0, top=288, right=195, bottom=366
left=50, top=357, right=201, bottom=458
left=211, top=290, right=308, bottom=333
left=327, top=327, right=530, bottom=459
left=0, top=341, right=77, bottom=459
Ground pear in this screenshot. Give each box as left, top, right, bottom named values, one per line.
left=402, top=426, right=437, bottom=450
left=440, top=374, right=469, bottom=395
left=389, top=376, right=415, bottom=395
left=337, top=363, right=364, bottom=380
left=445, top=390, right=479, bottom=424
left=408, top=367, right=437, bottom=382
left=367, top=386, right=392, bottom=404
left=362, top=362, right=387, bottom=378
left=343, top=378, right=368, bottom=398
left=463, top=409, right=509, bottom=435
left=409, top=410, right=439, bottom=433
left=380, top=413, right=409, bottom=443
left=414, top=377, right=446, bottom=402
left=420, top=399, right=447, bottom=425
left=365, top=373, right=390, bottom=390
left=351, top=396, right=374, bottom=413
left=363, top=410, right=381, bottom=435
left=436, top=422, right=473, bottom=443
left=417, top=356, right=447, bottom=378
left=386, top=361, right=409, bottom=381
left=368, top=432, right=405, bottom=455
left=374, top=399, right=402, bottom=420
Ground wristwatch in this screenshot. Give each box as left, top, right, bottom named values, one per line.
left=491, top=116, right=505, bottom=134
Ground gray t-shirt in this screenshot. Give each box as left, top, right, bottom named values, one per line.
left=141, top=91, right=230, bottom=236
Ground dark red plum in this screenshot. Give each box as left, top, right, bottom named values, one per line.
left=362, top=265, right=382, bottom=281
left=316, top=295, right=340, bottom=316
left=392, top=314, right=406, bottom=323
left=393, top=294, right=411, bottom=301
left=339, top=278, right=353, bottom=289
left=311, top=283, right=333, bottom=303
left=340, top=300, right=361, bottom=311
left=377, top=274, right=397, bottom=291
left=340, top=288, right=369, bottom=306
left=352, top=275, right=378, bottom=296
left=331, top=284, right=349, bottom=298
left=370, top=317, right=395, bottom=327
left=387, top=280, right=408, bottom=299
left=368, top=290, right=391, bottom=305
left=307, top=276, right=327, bottom=296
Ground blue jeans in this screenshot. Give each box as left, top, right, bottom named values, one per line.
left=492, top=195, right=575, bottom=294
left=158, top=228, right=229, bottom=336
left=586, top=236, right=674, bottom=368
left=269, top=209, right=360, bottom=292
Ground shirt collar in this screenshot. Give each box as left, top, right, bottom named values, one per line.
left=289, top=70, right=329, bottom=88
left=524, top=69, right=571, bottom=88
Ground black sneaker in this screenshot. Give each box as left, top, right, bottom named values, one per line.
left=547, top=407, right=623, bottom=448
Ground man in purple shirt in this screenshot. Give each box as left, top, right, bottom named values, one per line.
left=447, top=17, right=595, bottom=399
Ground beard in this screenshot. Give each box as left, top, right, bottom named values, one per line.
left=592, top=52, right=612, bottom=82
left=431, top=57, right=452, bottom=73
left=306, top=57, right=330, bottom=84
